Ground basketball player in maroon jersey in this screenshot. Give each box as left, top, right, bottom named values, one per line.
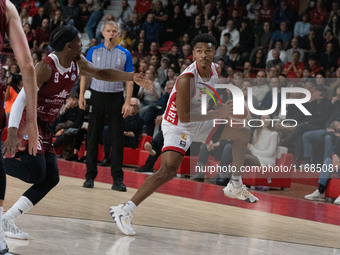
left=0, top=25, right=152, bottom=241
left=0, top=0, right=39, bottom=253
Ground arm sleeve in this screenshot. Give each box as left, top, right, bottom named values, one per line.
left=124, top=50, right=134, bottom=72
left=8, top=89, right=26, bottom=129
left=86, top=47, right=94, bottom=63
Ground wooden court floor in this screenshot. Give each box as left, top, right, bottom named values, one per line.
left=3, top=175, right=340, bottom=250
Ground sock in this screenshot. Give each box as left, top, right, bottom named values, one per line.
left=3, top=196, right=33, bottom=221
left=0, top=207, right=3, bottom=237
left=318, top=184, right=326, bottom=194
left=231, top=175, right=242, bottom=188
left=0, top=207, right=5, bottom=250
left=124, top=201, right=137, bottom=215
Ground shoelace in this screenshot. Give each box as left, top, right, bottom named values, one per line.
left=239, top=185, right=250, bottom=198
left=5, top=219, right=23, bottom=234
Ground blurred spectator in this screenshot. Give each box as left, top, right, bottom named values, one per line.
left=220, top=20, right=240, bottom=47
left=62, top=0, right=79, bottom=28
left=307, top=54, right=322, bottom=77
left=148, top=42, right=161, bottom=59
left=320, top=42, right=338, bottom=77
left=225, top=47, right=244, bottom=68
left=246, top=0, right=261, bottom=20
left=206, top=19, right=219, bottom=42
left=117, top=29, right=132, bottom=50
left=273, top=0, right=294, bottom=29
left=33, top=18, right=51, bottom=51
left=215, top=7, right=227, bottom=32
left=243, top=61, right=256, bottom=78
left=153, top=0, right=168, bottom=42
left=85, top=0, right=104, bottom=40
left=20, top=7, right=32, bottom=26
left=138, top=69, right=161, bottom=108
left=269, top=21, right=292, bottom=51
left=132, top=42, right=146, bottom=59
left=322, top=30, right=340, bottom=54
left=309, top=0, right=328, bottom=28
left=132, top=29, right=146, bottom=51
left=294, top=13, right=311, bottom=39
left=142, top=13, right=160, bottom=44
left=127, top=13, right=141, bottom=41
left=267, top=40, right=287, bottom=64
left=21, top=0, right=38, bottom=17
left=160, top=67, right=176, bottom=89
left=324, top=14, right=340, bottom=42
left=31, top=51, right=42, bottom=65
left=166, top=44, right=180, bottom=71
left=165, top=5, right=187, bottom=42
left=238, top=18, right=254, bottom=60
left=23, top=23, right=34, bottom=49
left=117, top=0, right=133, bottom=31
left=5, top=74, right=22, bottom=116
left=50, top=8, right=65, bottom=31
left=253, top=70, right=270, bottom=104
left=219, top=33, right=233, bottom=54
left=44, top=0, right=60, bottom=18
left=85, top=38, right=98, bottom=56
left=258, top=0, right=274, bottom=23
left=53, top=91, right=85, bottom=151
left=266, top=48, right=285, bottom=72
left=286, top=37, right=304, bottom=63
left=228, top=0, right=245, bottom=19
left=214, top=44, right=228, bottom=63
left=134, top=0, right=152, bottom=19
left=249, top=115, right=280, bottom=166
left=282, top=51, right=304, bottom=78
left=188, top=14, right=207, bottom=40
left=157, top=57, right=170, bottom=86
left=250, top=48, right=266, bottom=69
left=32, top=7, right=46, bottom=31
left=180, top=43, right=193, bottom=61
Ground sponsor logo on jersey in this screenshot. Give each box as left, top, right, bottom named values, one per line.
left=71, top=73, right=77, bottom=81
left=53, top=89, right=69, bottom=99
left=179, top=140, right=186, bottom=148
left=180, top=133, right=187, bottom=141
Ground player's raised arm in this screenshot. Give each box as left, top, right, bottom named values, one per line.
left=77, top=55, right=153, bottom=90
left=6, top=0, right=38, bottom=155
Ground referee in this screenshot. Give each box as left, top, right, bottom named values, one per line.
left=79, top=21, right=134, bottom=191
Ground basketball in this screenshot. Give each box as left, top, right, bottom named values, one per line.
left=225, top=100, right=251, bottom=128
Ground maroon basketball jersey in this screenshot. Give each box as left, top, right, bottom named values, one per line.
left=38, top=53, right=79, bottom=123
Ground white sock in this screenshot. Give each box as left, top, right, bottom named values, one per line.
left=3, top=196, right=33, bottom=221
left=123, top=201, right=137, bottom=215
left=0, top=207, right=5, bottom=250
left=0, top=207, right=3, bottom=237
left=231, top=175, right=242, bottom=188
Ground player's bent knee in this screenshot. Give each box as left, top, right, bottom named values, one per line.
left=156, top=166, right=177, bottom=182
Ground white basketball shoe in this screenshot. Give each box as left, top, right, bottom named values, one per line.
left=109, top=204, right=136, bottom=236
left=2, top=218, right=28, bottom=240
left=223, top=182, right=258, bottom=203
left=304, top=189, right=326, bottom=201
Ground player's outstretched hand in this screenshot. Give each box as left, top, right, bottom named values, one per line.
left=26, top=120, right=38, bottom=156
left=133, top=73, right=153, bottom=91
left=3, top=127, right=20, bottom=158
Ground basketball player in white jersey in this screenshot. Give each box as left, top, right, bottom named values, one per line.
left=110, top=34, right=258, bottom=236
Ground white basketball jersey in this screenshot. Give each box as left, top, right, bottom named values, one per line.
left=163, top=61, right=219, bottom=126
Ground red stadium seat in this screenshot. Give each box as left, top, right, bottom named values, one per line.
left=123, top=135, right=153, bottom=166
left=325, top=179, right=340, bottom=199
left=159, top=41, right=174, bottom=53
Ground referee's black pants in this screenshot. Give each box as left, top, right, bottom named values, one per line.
left=85, top=90, right=124, bottom=182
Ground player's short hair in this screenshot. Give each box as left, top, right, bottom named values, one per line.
left=50, top=25, right=80, bottom=52
left=191, top=33, right=217, bottom=49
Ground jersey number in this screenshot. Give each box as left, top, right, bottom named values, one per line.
left=54, top=73, right=59, bottom=83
